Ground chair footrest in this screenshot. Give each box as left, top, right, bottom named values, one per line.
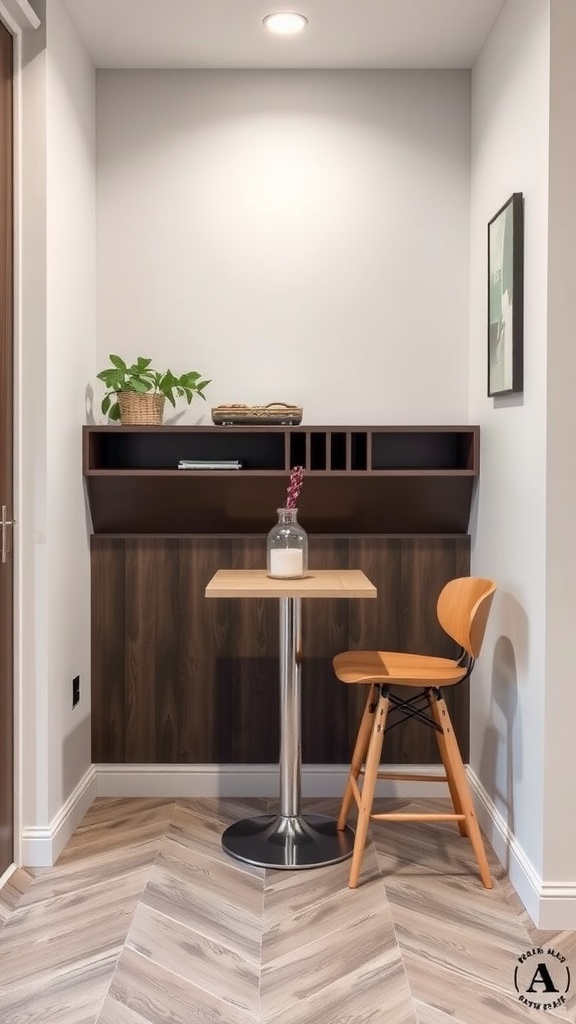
left=371, top=771, right=448, bottom=783
left=371, top=812, right=466, bottom=822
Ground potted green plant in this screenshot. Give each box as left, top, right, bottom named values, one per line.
left=97, top=354, right=211, bottom=424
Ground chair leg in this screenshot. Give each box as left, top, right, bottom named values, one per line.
left=338, top=684, right=378, bottom=831
left=427, top=689, right=468, bottom=837
left=430, top=692, right=493, bottom=889
left=348, top=686, right=389, bottom=889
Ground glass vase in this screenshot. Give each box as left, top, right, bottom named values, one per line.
left=267, top=508, right=308, bottom=579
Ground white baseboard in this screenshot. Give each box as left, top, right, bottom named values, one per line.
left=468, top=768, right=576, bottom=929
left=95, top=763, right=450, bottom=800
left=20, top=765, right=97, bottom=868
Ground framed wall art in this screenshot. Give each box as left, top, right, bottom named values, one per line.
left=487, top=192, right=524, bottom=397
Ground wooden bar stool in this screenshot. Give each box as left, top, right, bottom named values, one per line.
left=333, top=576, right=497, bottom=889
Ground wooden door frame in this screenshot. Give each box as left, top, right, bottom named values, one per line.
left=0, top=14, right=14, bottom=886
left=0, top=0, right=40, bottom=878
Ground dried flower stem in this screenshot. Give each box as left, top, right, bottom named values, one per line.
left=286, top=466, right=304, bottom=509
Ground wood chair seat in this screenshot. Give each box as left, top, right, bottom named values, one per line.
left=334, top=576, right=497, bottom=891
left=333, top=650, right=467, bottom=687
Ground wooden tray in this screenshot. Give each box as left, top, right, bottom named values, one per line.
left=211, top=403, right=303, bottom=425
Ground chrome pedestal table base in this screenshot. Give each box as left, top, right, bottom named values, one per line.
left=222, top=812, right=354, bottom=869
left=222, top=596, right=355, bottom=869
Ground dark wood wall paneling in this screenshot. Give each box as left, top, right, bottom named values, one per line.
left=91, top=534, right=470, bottom=766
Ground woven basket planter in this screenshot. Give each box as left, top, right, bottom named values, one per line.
left=118, top=392, right=165, bottom=425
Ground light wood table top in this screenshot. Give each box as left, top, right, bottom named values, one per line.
left=205, top=568, right=377, bottom=600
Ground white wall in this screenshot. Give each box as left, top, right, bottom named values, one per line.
left=469, top=0, right=550, bottom=889
left=19, top=0, right=95, bottom=847
left=96, top=70, right=471, bottom=426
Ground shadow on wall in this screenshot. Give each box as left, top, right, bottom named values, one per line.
left=85, top=383, right=95, bottom=425
left=478, top=602, right=525, bottom=870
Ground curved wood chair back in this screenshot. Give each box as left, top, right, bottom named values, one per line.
left=436, top=577, right=497, bottom=659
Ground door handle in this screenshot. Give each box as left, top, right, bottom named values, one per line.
left=1, top=505, right=15, bottom=564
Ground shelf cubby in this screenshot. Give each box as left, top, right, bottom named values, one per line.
left=329, top=432, right=346, bottom=471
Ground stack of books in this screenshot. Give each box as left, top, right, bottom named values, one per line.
left=177, top=459, right=242, bottom=470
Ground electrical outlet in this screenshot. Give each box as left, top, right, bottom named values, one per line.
left=72, top=675, right=80, bottom=708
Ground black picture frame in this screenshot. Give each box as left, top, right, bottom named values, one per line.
left=487, top=192, right=524, bottom=397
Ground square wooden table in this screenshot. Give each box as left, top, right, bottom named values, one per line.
left=205, top=569, right=377, bottom=869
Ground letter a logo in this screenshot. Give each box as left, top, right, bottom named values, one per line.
left=526, top=963, right=560, bottom=994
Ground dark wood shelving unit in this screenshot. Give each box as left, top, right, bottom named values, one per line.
left=84, top=424, right=479, bottom=768
left=83, top=425, right=478, bottom=535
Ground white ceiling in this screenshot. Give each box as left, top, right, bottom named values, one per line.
left=61, top=0, right=507, bottom=70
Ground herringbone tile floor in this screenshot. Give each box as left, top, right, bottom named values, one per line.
left=0, top=796, right=574, bottom=1024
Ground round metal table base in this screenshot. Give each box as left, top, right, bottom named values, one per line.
left=221, top=813, right=355, bottom=869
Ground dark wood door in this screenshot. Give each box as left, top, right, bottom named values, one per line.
left=0, top=21, right=14, bottom=878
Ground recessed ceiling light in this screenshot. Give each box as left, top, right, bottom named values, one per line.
left=263, top=12, right=309, bottom=36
